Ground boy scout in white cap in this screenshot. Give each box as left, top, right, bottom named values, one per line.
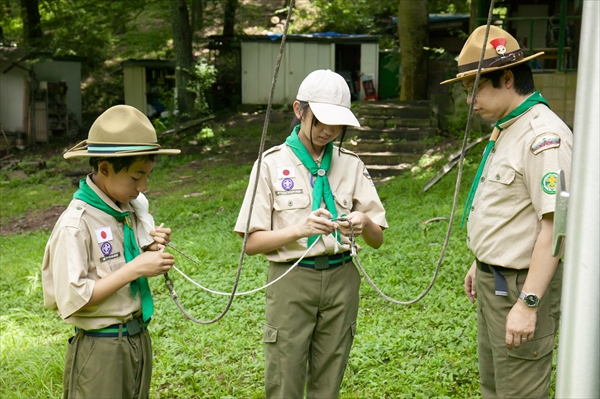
left=235, top=69, right=388, bottom=398
left=441, top=25, right=573, bottom=398
left=42, top=105, right=180, bottom=398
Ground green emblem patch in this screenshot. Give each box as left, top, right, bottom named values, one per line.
left=541, top=172, right=558, bottom=194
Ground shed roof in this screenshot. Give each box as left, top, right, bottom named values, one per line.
left=240, top=33, right=380, bottom=44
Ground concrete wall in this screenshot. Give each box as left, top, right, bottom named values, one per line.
left=534, top=71, right=577, bottom=128
left=0, top=61, right=29, bottom=132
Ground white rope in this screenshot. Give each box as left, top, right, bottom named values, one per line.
left=167, top=238, right=319, bottom=296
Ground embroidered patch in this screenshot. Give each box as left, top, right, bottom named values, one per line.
left=541, top=172, right=558, bottom=194
left=281, top=178, right=294, bottom=191
left=363, top=167, right=372, bottom=180
left=277, top=167, right=296, bottom=179
left=100, top=241, right=113, bottom=256
left=95, top=226, right=113, bottom=243
left=100, top=252, right=121, bottom=262
left=531, top=133, right=561, bottom=155
left=275, top=189, right=303, bottom=196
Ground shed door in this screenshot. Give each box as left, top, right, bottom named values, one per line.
left=286, top=42, right=334, bottom=103
left=123, top=66, right=147, bottom=114
left=242, top=42, right=286, bottom=104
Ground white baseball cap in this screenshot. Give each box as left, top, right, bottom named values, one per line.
left=296, top=69, right=360, bottom=127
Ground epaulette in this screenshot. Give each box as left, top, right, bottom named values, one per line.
left=339, top=146, right=360, bottom=159
left=262, top=144, right=285, bottom=157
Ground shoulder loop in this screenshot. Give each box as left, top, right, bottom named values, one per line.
left=262, top=144, right=284, bottom=157
left=339, top=146, right=360, bottom=159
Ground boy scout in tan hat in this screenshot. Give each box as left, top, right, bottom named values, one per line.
left=42, top=105, right=180, bottom=398
left=235, top=69, right=387, bottom=398
left=441, top=25, right=573, bottom=398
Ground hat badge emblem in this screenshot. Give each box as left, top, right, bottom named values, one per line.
left=490, top=38, right=507, bottom=55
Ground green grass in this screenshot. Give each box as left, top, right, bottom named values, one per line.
left=0, top=113, right=489, bottom=398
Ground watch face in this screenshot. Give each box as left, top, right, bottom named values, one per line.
left=524, top=294, right=540, bottom=307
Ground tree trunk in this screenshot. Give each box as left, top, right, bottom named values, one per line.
left=20, top=0, right=42, bottom=41
left=398, top=0, right=429, bottom=101
left=169, top=0, right=196, bottom=122
left=222, top=0, right=238, bottom=37
left=191, top=0, right=205, bottom=34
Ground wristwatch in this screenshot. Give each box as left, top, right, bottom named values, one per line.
left=519, top=291, right=540, bottom=308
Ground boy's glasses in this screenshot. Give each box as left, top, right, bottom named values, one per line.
left=460, top=78, right=489, bottom=99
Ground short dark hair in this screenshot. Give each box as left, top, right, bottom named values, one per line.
left=290, top=101, right=348, bottom=154
left=485, top=63, right=535, bottom=95
left=89, top=154, right=156, bottom=174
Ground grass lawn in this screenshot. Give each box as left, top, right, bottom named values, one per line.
left=0, top=109, right=486, bottom=398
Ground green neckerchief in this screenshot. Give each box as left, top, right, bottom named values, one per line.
left=285, top=125, right=338, bottom=248
left=461, top=91, right=549, bottom=226
left=74, top=179, right=154, bottom=322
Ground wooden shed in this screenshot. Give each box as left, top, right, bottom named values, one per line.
left=240, top=33, right=380, bottom=105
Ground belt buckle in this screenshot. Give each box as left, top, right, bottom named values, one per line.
left=126, top=318, right=142, bottom=335
left=314, top=256, right=329, bottom=270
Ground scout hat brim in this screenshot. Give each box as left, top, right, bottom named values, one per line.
left=64, top=105, right=181, bottom=159
left=440, top=25, right=545, bottom=85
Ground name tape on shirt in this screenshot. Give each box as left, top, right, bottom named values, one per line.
left=277, top=167, right=296, bottom=179
left=95, top=226, right=113, bottom=243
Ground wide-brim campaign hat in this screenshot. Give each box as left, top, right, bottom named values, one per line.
left=64, top=105, right=180, bottom=159
left=440, top=25, right=544, bottom=85
left=297, top=69, right=360, bottom=127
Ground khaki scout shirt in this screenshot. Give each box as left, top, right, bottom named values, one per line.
left=42, top=176, right=145, bottom=330
left=467, top=104, right=573, bottom=269
left=235, top=144, right=388, bottom=263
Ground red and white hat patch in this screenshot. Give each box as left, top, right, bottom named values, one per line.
left=490, top=38, right=507, bottom=55
left=95, top=226, right=113, bottom=243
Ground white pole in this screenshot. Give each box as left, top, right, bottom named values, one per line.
left=555, top=0, right=600, bottom=397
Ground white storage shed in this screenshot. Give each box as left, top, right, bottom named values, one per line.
left=241, top=33, right=380, bottom=105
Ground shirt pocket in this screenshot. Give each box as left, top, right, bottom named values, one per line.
left=481, top=166, right=517, bottom=218
left=334, top=194, right=353, bottom=215
left=273, top=194, right=311, bottom=226
left=94, top=253, right=126, bottom=278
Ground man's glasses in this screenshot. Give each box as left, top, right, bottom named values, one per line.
left=460, top=78, right=489, bottom=99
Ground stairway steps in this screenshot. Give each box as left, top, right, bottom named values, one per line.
left=343, top=139, right=428, bottom=153
left=353, top=152, right=422, bottom=165
left=347, top=126, right=436, bottom=141
left=358, top=115, right=432, bottom=128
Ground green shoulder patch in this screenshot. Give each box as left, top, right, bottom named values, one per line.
left=531, top=133, right=561, bottom=155
left=541, top=172, right=558, bottom=194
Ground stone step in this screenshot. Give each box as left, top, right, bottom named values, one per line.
left=342, top=138, right=428, bottom=153
left=365, top=163, right=413, bottom=178
left=356, top=101, right=431, bottom=119
left=353, top=151, right=422, bottom=165
left=357, top=115, right=432, bottom=129
left=347, top=126, right=436, bottom=141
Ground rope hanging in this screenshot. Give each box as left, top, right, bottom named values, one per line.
left=164, top=0, right=498, bottom=316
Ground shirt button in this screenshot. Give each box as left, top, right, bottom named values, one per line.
left=495, top=174, right=500, bottom=180
left=76, top=207, right=82, bottom=210
left=471, top=206, right=475, bottom=211
left=467, top=235, right=470, bottom=241
left=343, top=200, right=348, bottom=206
left=480, top=176, right=485, bottom=182
left=288, top=201, right=293, bottom=207
left=533, top=351, right=539, bottom=357
left=492, top=147, right=496, bottom=153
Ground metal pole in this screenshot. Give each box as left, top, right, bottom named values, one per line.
left=555, top=0, right=600, bottom=397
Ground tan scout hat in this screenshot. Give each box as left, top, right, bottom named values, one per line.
left=440, top=25, right=544, bottom=85
left=64, top=105, right=180, bottom=159
left=297, top=69, right=360, bottom=127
